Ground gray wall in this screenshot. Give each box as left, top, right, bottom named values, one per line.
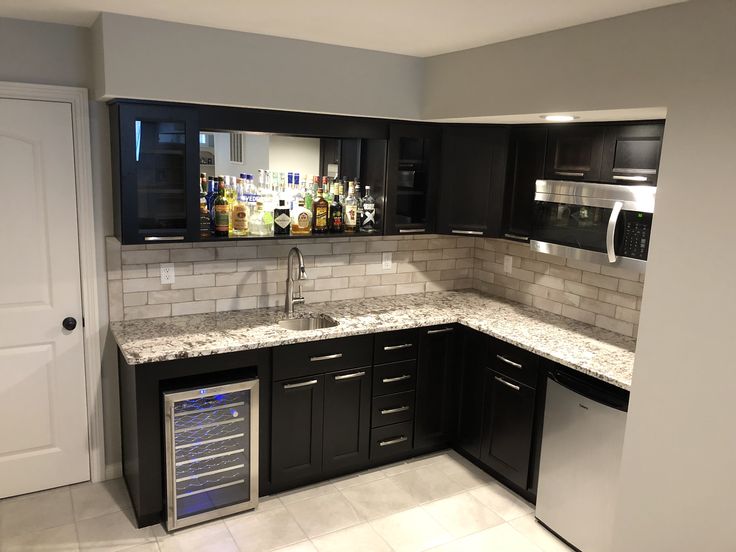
left=423, top=1, right=736, bottom=550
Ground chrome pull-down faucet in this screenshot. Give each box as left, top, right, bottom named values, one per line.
left=285, top=247, right=307, bottom=315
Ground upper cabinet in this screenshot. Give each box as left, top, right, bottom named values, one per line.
left=600, top=123, right=664, bottom=185
left=544, top=124, right=605, bottom=182
left=437, top=125, right=509, bottom=237
left=111, top=102, right=201, bottom=244
left=384, top=123, right=441, bottom=235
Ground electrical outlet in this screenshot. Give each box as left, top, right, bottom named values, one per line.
left=382, top=252, right=393, bottom=270
left=503, top=255, right=513, bottom=275
left=160, top=263, right=175, bottom=284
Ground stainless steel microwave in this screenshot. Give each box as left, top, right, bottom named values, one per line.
left=531, top=180, right=656, bottom=273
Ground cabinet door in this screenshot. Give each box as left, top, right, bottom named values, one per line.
left=322, top=367, right=372, bottom=476
left=502, top=126, right=547, bottom=241
left=600, top=123, right=664, bottom=185
left=480, top=371, right=536, bottom=489
left=415, top=326, right=458, bottom=450
left=456, top=330, right=490, bottom=459
left=271, top=376, right=324, bottom=489
left=437, top=125, right=509, bottom=237
left=384, top=123, right=441, bottom=235
left=114, top=103, right=200, bottom=244
left=544, top=125, right=604, bottom=182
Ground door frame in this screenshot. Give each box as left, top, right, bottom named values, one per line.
left=0, top=81, right=105, bottom=482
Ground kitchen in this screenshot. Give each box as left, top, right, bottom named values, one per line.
left=0, top=1, right=734, bottom=552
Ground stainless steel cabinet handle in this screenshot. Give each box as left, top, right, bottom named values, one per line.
left=283, top=379, right=318, bottom=389
left=310, top=353, right=343, bottom=362
left=334, top=371, right=365, bottom=381
left=382, top=374, right=412, bottom=383
left=451, top=229, right=483, bottom=235
left=381, top=406, right=410, bottom=415
left=379, top=435, right=408, bottom=447
left=606, top=201, right=623, bottom=263
left=144, top=236, right=185, bottom=241
left=398, top=228, right=426, bottom=233
left=503, top=233, right=529, bottom=242
left=496, top=355, right=522, bottom=369
left=494, top=376, right=520, bottom=391
left=555, top=171, right=585, bottom=177
left=613, top=175, right=648, bottom=182
left=427, top=327, right=454, bottom=335
left=383, top=343, right=413, bottom=351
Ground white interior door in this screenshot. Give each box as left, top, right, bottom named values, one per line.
left=0, top=97, right=89, bottom=497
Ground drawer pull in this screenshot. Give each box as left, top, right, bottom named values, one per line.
left=613, top=175, right=648, bottom=182
left=555, top=171, right=584, bottom=177
left=379, top=435, right=408, bottom=447
left=334, top=371, right=365, bottom=381
left=310, top=353, right=343, bottom=362
left=451, top=229, right=483, bottom=235
left=398, top=228, right=426, bottom=233
left=494, top=376, right=520, bottom=391
left=143, top=235, right=185, bottom=241
left=383, top=343, right=413, bottom=351
left=283, top=379, right=318, bottom=390
left=382, top=374, right=412, bottom=383
left=381, top=406, right=410, bottom=415
left=496, top=355, right=522, bottom=369
left=503, top=233, right=529, bottom=242
left=427, top=327, right=454, bottom=335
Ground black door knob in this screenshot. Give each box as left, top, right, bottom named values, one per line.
left=62, top=317, right=77, bottom=331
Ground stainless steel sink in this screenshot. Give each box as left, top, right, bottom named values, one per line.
left=278, top=314, right=339, bottom=331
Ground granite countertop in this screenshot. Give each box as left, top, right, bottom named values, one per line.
left=110, top=290, right=637, bottom=389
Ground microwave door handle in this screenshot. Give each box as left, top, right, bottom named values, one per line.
left=606, top=201, right=624, bottom=263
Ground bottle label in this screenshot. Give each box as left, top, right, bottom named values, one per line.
left=362, top=204, right=376, bottom=226
left=214, top=205, right=230, bottom=231
left=275, top=213, right=291, bottom=229
left=315, top=206, right=328, bottom=228
left=232, top=205, right=247, bottom=230
left=345, top=207, right=357, bottom=226
left=297, top=211, right=310, bottom=229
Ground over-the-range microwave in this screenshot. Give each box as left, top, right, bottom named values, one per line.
left=530, top=180, right=656, bottom=273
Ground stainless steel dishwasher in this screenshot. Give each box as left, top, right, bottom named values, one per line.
left=535, top=367, right=629, bottom=552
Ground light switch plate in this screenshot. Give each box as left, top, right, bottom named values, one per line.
left=503, top=255, right=513, bottom=275
left=382, top=252, right=393, bottom=270
left=160, top=263, right=175, bottom=284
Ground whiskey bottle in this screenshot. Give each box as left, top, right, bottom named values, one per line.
left=344, top=181, right=358, bottom=233
left=329, top=192, right=344, bottom=233
left=231, top=181, right=248, bottom=237
left=313, top=187, right=329, bottom=234
left=291, top=198, right=312, bottom=235
left=274, top=199, right=291, bottom=236
left=214, top=181, right=230, bottom=237
left=360, top=185, right=376, bottom=233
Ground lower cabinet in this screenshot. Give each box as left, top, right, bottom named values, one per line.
left=456, top=329, right=489, bottom=458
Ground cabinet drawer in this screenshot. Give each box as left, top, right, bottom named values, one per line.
left=273, top=335, right=373, bottom=381
left=370, top=421, right=413, bottom=462
left=491, top=340, right=539, bottom=389
left=374, top=329, right=420, bottom=364
left=373, top=360, right=417, bottom=396
left=371, top=391, right=415, bottom=428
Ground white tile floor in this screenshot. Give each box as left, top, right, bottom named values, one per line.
left=0, top=450, right=573, bottom=552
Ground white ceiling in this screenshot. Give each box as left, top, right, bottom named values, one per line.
left=0, top=0, right=685, bottom=57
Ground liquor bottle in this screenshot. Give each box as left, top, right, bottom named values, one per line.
left=214, top=181, right=230, bottom=237
left=291, top=198, right=312, bottom=235
left=329, top=191, right=344, bottom=233
left=231, top=181, right=249, bottom=237
left=360, top=185, right=377, bottom=233
left=313, top=187, right=329, bottom=234
left=344, top=181, right=358, bottom=234
left=249, top=201, right=274, bottom=237
left=199, top=174, right=210, bottom=238
left=322, top=176, right=332, bottom=203
left=274, top=199, right=291, bottom=236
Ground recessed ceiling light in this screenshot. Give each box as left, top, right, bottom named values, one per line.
left=541, top=114, right=578, bottom=122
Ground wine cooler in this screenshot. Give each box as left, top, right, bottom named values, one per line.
left=163, top=379, right=259, bottom=530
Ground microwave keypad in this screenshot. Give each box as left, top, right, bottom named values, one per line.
left=621, top=219, right=651, bottom=260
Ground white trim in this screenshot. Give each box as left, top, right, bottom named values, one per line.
left=0, top=81, right=106, bottom=483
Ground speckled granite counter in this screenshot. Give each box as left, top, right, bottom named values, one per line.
left=110, top=290, right=636, bottom=389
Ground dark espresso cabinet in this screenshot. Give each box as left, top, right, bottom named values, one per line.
left=600, top=123, right=664, bottom=185
left=544, top=124, right=605, bottom=182
left=456, top=329, right=490, bottom=459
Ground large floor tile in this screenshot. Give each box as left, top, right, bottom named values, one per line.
left=0, top=486, right=75, bottom=539
left=509, top=514, right=574, bottom=552
left=273, top=542, right=317, bottom=552
left=156, top=520, right=237, bottom=552
left=225, top=503, right=307, bottom=552
left=70, top=479, right=132, bottom=522
left=422, top=492, right=504, bottom=538
left=433, top=456, right=492, bottom=490
left=331, top=467, right=386, bottom=490
left=76, top=509, right=156, bottom=552
left=277, top=481, right=339, bottom=505
left=469, top=482, right=534, bottom=521
left=0, top=522, right=79, bottom=552
left=370, top=507, right=453, bottom=552
left=311, top=523, right=391, bottom=552
left=432, top=523, right=543, bottom=552
left=339, top=477, right=418, bottom=520
left=284, top=491, right=361, bottom=538
left=388, top=464, right=466, bottom=503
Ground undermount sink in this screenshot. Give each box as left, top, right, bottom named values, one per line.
left=278, top=314, right=339, bottom=331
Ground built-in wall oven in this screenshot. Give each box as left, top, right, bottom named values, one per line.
left=531, top=180, right=655, bottom=273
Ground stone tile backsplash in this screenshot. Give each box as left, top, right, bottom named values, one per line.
left=105, top=235, right=644, bottom=338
